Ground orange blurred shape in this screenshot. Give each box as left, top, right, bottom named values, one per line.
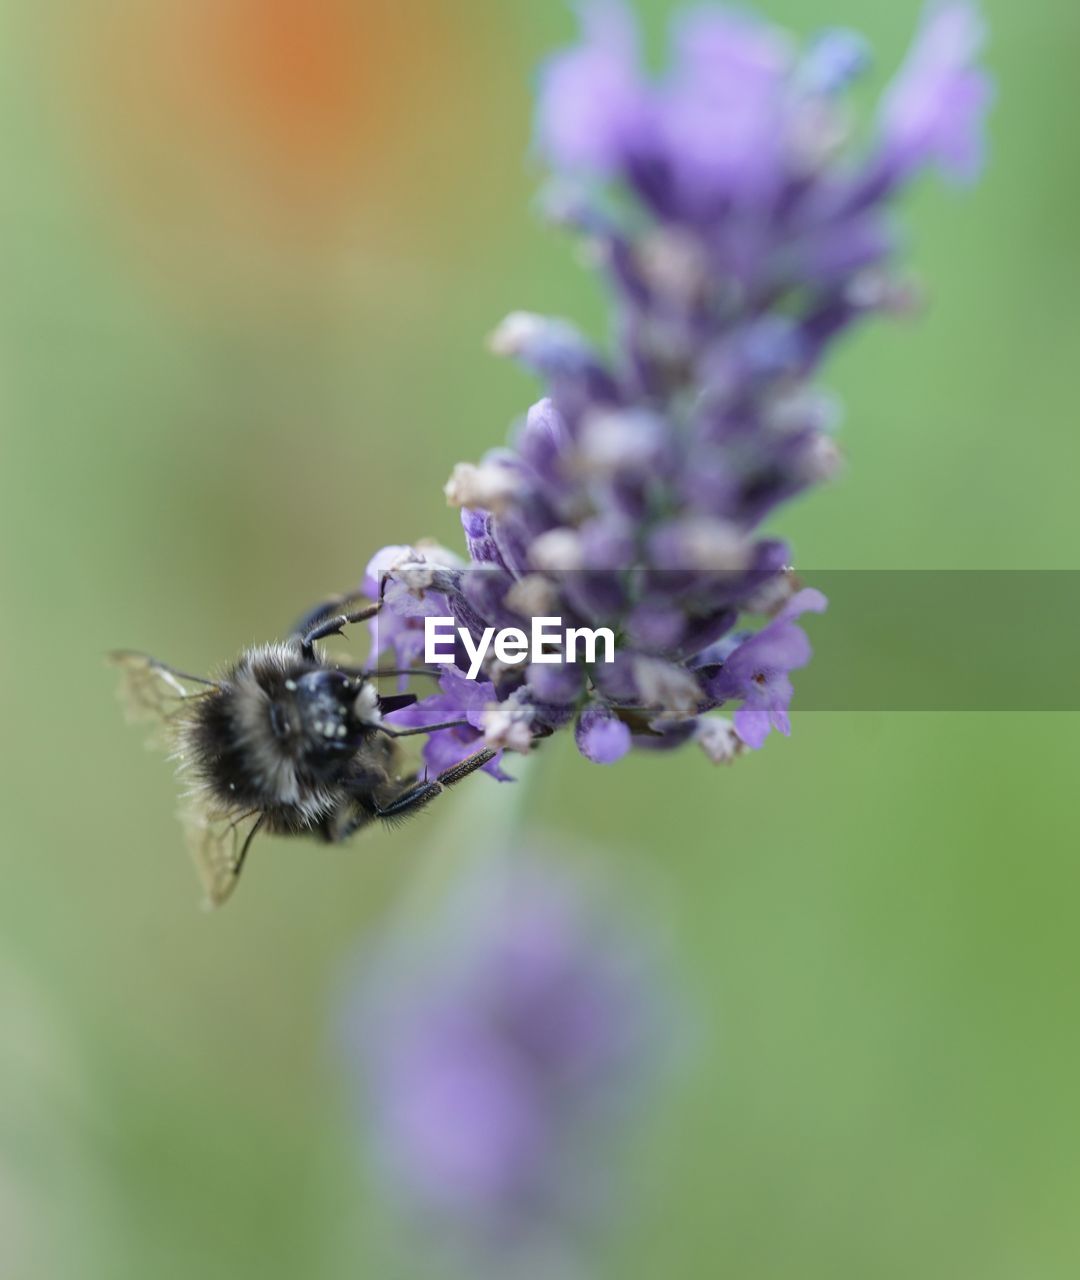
left=184, top=0, right=386, bottom=197
left=50, top=0, right=484, bottom=291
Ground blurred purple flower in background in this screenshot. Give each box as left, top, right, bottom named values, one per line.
left=366, top=1, right=989, bottom=776
left=341, top=850, right=673, bottom=1274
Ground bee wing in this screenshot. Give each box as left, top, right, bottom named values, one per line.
left=108, top=650, right=214, bottom=748
left=181, top=804, right=264, bottom=910
left=110, top=652, right=254, bottom=907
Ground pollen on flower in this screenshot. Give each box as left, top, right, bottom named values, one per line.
left=575, top=409, right=666, bottom=477
left=800, top=433, right=845, bottom=484
left=486, top=311, right=550, bottom=358
left=504, top=573, right=562, bottom=618
left=633, top=659, right=705, bottom=720
left=529, top=528, right=585, bottom=572
left=482, top=691, right=536, bottom=753
left=377, top=543, right=462, bottom=594
left=635, top=228, right=712, bottom=304
left=695, top=716, right=744, bottom=764
left=443, top=462, right=519, bottom=513
left=658, top=517, right=750, bottom=572
left=743, top=568, right=801, bottom=617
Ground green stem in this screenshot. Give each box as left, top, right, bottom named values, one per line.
left=392, top=751, right=543, bottom=920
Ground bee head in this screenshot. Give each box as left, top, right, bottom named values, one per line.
left=273, top=669, right=374, bottom=752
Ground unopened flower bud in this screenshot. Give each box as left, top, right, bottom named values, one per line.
left=695, top=716, right=745, bottom=764
left=444, top=462, right=519, bottom=513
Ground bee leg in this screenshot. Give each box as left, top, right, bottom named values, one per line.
left=378, top=719, right=473, bottom=738
left=373, top=749, right=497, bottom=821
left=299, top=603, right=381, bottom=658
left=291, top=592, right=367, bottom=635
left=232, top=813, right=265, bottom=882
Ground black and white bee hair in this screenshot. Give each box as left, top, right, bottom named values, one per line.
left=110, top=597, right=494, bottom=908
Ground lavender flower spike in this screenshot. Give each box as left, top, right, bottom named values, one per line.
left=366, top=2, right=990, bottom=778
left=341, top=849, right=671, bottom=1270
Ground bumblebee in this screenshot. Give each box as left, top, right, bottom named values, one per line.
left=111, top=597, right=493, bottom=907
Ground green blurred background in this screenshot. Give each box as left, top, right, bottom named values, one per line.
left=1, top=0, right=1078, bottom=1276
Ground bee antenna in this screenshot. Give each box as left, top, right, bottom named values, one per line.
left=365, top=667, right=443, bottom=680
